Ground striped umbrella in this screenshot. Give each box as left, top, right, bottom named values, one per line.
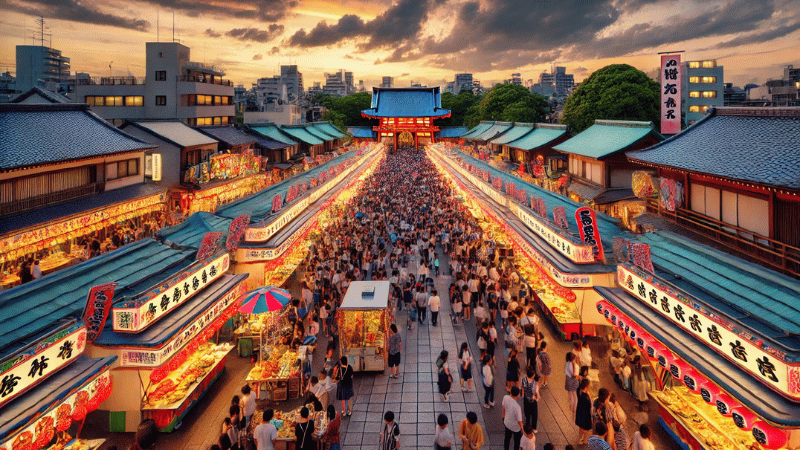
left=239, top=286, right=291, bottom=314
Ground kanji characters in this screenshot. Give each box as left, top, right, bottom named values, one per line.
left=673, top=304, right=686, bottom=323
left=1, top=374, right=20, bottom=397
left=756, top=356, right=779, bottom=382
left=28, top=355, right=49, bottom=378
left=730, top=340, right=747, bottom=362
left=689, top=314, right=702, bottom=333
left=707, top=325, right=722, bottom=346
left=58, top=340, right=74, bottom=360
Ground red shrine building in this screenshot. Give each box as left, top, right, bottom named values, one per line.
left=361, top=87, right=451, bottom=150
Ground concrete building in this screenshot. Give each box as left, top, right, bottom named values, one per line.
left=381, top=76, right=394, bottom=88
left=75, top=42, right=234, bottom=127
left=323, top=71, right=348, bottom=97
left=532, top=66, right=574, bottom=97
left=15, top=45, right=71, bottom=93
left=751, top=64, right=800, bottom=106
left=0, top=71, right=18, bottom=102
left=507, top=73, right=522, bottom=85
left=454, top=73, right=473, bottom=94
left=280, top=65, right=304, bottom=101
left=683, top=59, right=724, bottom=124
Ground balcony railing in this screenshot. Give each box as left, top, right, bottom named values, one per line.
left=179, top=75, right=233, bottom=86
left=0, top=183, right=102, bottom=217
left=647, top=200, right=800, bottom=278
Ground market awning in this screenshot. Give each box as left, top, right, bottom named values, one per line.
left=280, top=127, right=325, bottom=146
left=460, top=122, right=494, bottom=139
left=505, top=125, right=568, bottom=151
left=158, top=212, right=232, bottom=250
left=595, top=286, right=800, bottom=427
left=270, top=162, right=295, bottom=170
left=305, top=126, right=336, bottom=142
left=593, top=188, right=637, bottom=205
left=0, top=355, right=116, bottom=442
left=312, top=123, right=347, bottom=139
left=248, top=125, right=297, bottom=146
left=93, top=274, right=248, bottom=348
left=554, top=120, right=663, bottom=159
left=347, top=127, right=377, bottom=139
left=436, top=127, right=469, bottom=138
left=489, top=124, right=534, bottom=145
left=567, top=182, right=604, bottom=202
left=469, top=122, right=513, bottom=141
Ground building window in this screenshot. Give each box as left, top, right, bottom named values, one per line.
left=158, top=52, right=163, bottom=58
left=701, top=76, right=717, bottom=83
left=104, top=96, right=124, bottom=106
left=689, top=91, right=701, bottom=98
left=85, top=96, right=104, bottom=106
left=701, top=91, right=717, bottom=98
left=688, top=105, right=711, bottom=113
left=108, top=158, right=139, bottom=180
left=155, top=95, right=167, bottom=105
left=155, top=70, right=167, bottom=81
left=124, top=96, right=143, bottom=106
left=688, top=61, right=700, bottom=68
left=702, top=60, right=716, bottom=68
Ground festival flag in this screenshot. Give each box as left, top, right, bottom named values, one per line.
left=630, top=242, right=655, bottom=273
left=553, top=206, right=569, bottom=230
left=197, top=231, right=223, bottom=261
left=575, top=207, right=605, bottom=262
left=82, top=282, right=117, bottom=342
left=226, top=215, right=251, bottom=251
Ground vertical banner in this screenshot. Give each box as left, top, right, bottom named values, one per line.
left=629, top=242, right=655, bottom=273
left=197, top=231, right=223, bottom=261
left=660, top=53, right=682, bottom=135
left=575, top=207, right=605, bottom=262
left=151, top=153, right=162, bottom=182
left=552, top=206, right=569, bottom=230
left=226, top=215, right=251, bottom=251
left=82, top=282, right=118, bottom=342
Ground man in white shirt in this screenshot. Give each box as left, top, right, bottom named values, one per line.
left=434, top=413, right=454, bottom=450
left=429, top=290, right=441, bottom=326
left=32, top=260, right=42, bottom=280
left=254, top=409, right=278, bottom=450
left=241, top=384, right=257, bottom=429
left=502, top=387, right=524, bottom=450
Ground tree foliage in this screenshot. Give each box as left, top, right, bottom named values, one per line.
left=323, top=92, right=373, bottom=127
left=440, top=91, right=481, bottom=126
left=562, top=64, right=660, bottom=133
left=464, top=84, right=549, bottom=129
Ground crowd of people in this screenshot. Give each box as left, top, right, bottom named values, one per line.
left=206, top=149, right=658, bottom=450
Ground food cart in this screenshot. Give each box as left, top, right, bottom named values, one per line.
left=337, top=281, right=392, bottom=372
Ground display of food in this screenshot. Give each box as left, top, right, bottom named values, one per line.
left=144, top=343, right=232, bottom=408
left=249, top=404, right=328, bottom=439
left=655, top=387, right=759, bottom=450
left=341, top=310, right=386, bottom=352
left=516, top=264, right=580, bottom=323
left=247, top=349, right=299, bottom=380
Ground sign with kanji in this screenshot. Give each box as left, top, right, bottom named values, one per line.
left=82, top=282, right=117, bottom=342
left=112, top=252, right=230, bottom=332
left=0, top=322, right=86, bottom=408
left=575, top=207, right=605, bottom=262
left=618, top=263, right=800, bottom=400
left=660, top=54, right=682, bottom=134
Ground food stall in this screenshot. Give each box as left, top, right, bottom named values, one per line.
left=242, top=309, right=303, bottom=403
left=594, top=233, right=800, bottom=450
left=248, top=401, right=330, bottom=450
left=337, top=281, right=392, bottom=372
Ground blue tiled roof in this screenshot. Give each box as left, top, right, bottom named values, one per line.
left=279, top=126, right=325, bottom=145
left=626, top=107, right=800, bottom=189
left=362, top=87, right=450, bottom=118
left=347, top=127, right=376, bottom=138
left=158, top=212, right=232, bottom=249
left=197, top=126, right=257, bottom=147
left=505, top=125, right=568, bottom=150
left=0, top=183, right=167, bottom=235
left=554, top=120, right=662, bottom=159
left=489, top=124, right=533, bottom=145
left=436, top=127, right=469, bottom=138
left=469, top=122, right=513, bottom=141
left=249, top=124, right=297, bottom=146
left=0, top=104, right=154, bottom=170
left=10, top=86, right=72, bottom=104
left=312, top=122, right=347, bottom=138
left=0, top=239, right=194, bottom=351
left=460, top=122, right=494, bottom=139
left=304, top=125, right=336, bottom=142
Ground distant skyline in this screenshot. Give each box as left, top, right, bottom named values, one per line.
left=1, top=0, right=798, bottom=90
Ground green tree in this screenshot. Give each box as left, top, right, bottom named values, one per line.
left=322, top=109, right=348, bottom=134
left=467, top=84, right=549, bottom=127
left=562, top=64, right=660, bottom=133
left=440, top=91, right=481, bottom=126
left=328, top=92, right=373, bottom=127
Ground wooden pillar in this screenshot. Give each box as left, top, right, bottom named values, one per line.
left=415, top=132, right=419, bottom=150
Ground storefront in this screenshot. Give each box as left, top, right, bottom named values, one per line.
left=338, top=281, right=392, bottom=372
left=594, top=231, right=800, bottom=450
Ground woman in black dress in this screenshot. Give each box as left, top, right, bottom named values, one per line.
left=575, top=378, right=593, bottom=445
left=437, top=350, right=453, bottom=401
left=335, top=356, right=354, bottom=416
left=295, top=407, right=316, bottom=450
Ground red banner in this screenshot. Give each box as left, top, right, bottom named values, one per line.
left=197, top=232, right=223, bottom=261
left=272, top=194, right=283, bottom=212
left=553, top=206, right=569, bottom=230
left=225, top=215, right=250, bottom=251
left=575, top=207, right=605, bottom=262
left=629, top=242, right=654, bottom=273
left=82, top=282, right=117, bottom=342
left=660, top=53, right=682, bottom=134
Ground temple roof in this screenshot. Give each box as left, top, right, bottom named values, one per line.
left=554, top=120, right=663, bottom=160
left=361, top=87, right=450, bottom=118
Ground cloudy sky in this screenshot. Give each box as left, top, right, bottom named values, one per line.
left=1, top=0, right=798, bottom=89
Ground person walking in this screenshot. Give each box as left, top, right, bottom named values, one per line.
left=502, top=386, right=524, bottom=450
left=240, top=385, right=256, bottom=430
left=321, top=405, right=341, bottom=450
left=388, top=324, right=402, bottom=378
left=459, top=411, right=484, bottom=450
left=253, top=409, right=277, bottom=450
left=587, top=423, right=613, bottom=450
left=429, top=290, right=441, bottom=326
left=416, top=285, right=429, bottom=325
left=294, top=407, right=315, bottom=450
left=565, top=352, right=580, bottom=413
left=481, top=356, right=494, bottom=409
left=437, top=350, right=453, bottom=401
left=458, top=342, right=475, bottom=391
left=335, top=356, right=354, bottom=416
left=537, top=342, right=551, bottom=387
left=435, top=413, right=454, bottom=450
left=520, top=367, right=540, bottom=432
left=379, top=411, right=401, bottom=450
left=576, top=379, right=593, bottom=445
left=506, top=348, right=520, bottom=393
left=631, top=424, right=655, bottom=450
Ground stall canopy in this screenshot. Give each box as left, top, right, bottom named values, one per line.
left=436, top=127, right=469, bottom=138
left=0, top=239, right=194, bottom=354
left=505, top=125, right=568, bottom=151
left=460, top=122, right=494, bottom=139
left=0, top=103, right=154, bottom=171
left=0, top=355, right=116, bottom=440
left=595, top=286, right=800, bottom=427
left=248, top=124, right=298, bottom=146
left=489, top=124, right=534, bottom=145
left=554, top=120, right=662, bottom=159
left=92, top=274, right=247, bottom=348
left=347, top=127, right=377, bottom=139
left=197, top=126, right=257, bottom=148
left=635, top=231, right=800, bottom=351
left=128, top=121, right=218, bottom=148
left=304, top=126, right=337, bottom=142
left=311, top=122, right=347, bottom=139
left=279, top=126, right=325, bottom=146
left=468, top=122, right=513, bottom=141
left=158, top=212, right=232, bottom=250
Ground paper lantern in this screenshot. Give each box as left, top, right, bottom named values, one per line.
left=731, top=406, right=758, bottom=430
left=668, top=359, right=688, bottom=381
left=656, top=345, right=672, bottom=369
left=71, top=404, right=87, bottom=421
left=699, top=380, right=721, bottom=405
left=56, top=416, right=72, bottom=432
left=645, top=340, right=659, bottom=361
left=682, top=368, right=702, bottom=393
left=751, top=421, right=788, bottom=449
left=715, top=392, right=735, bottom=416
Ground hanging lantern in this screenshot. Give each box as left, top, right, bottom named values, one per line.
left=668, top=358, right=687, bottom=381
left=699, top=379, right=721, bottom=405
left=656, top=345, right=672, bottom=369
left=71, top=404, right=87, bottom=422
left=682, top=368, right=702, bottom=393
left=751, top=421, right=788, bottom=449
left=731, top=406, right=758, bottom=430
left=595, top=301, right=606, bottom=315
left=645, top=339, right=659, bottom=361
left=715, top=392, right=735, bottom=417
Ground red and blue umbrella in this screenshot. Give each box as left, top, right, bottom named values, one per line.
left=239, top=286, right=291, bottom=314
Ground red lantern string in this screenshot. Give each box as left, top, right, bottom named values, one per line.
left=71, top=404, right=87, bottom=422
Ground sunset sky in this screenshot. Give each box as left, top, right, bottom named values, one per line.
left=1, top=0, right=798, bottom=90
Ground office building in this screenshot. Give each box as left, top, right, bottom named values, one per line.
left=454, top=73, right=473, bottom=94
left=15, top=45, right=71, bottom=93
left=508, top=73, right=522, bottom=85
left=76, top=42, right=234, bottom=127
left=323, top=71, right=348, bottom=97
left=750, top=64, right=800, bottom=106
left=280, top=65, right=304, bottom=101
left=532, top=66, right=575, bottom=97
left=381, top=76, right=394, bottom=88
left=683, top=59, right=724, bottom=124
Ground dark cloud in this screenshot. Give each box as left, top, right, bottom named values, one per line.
left=1, top=0, right=149, bottom=31
left=288, top=14, right=366, bottom=47
left=252, top=54, right=263, bottom=60
left=269, top=46, right=280, bottom=55
left=226, top=25, right=284, bottom=42
left=710, top=22, right=800, bottom=49
left=137, top=0, right=297, bottom=22
left=400, top=73, right=410, bottom=77
left=205, top=28, right=222, bottom=38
